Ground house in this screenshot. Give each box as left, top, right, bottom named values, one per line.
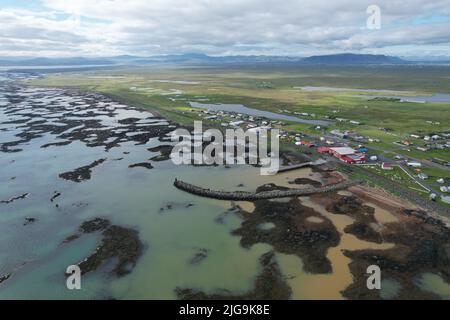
left=381, top=162, right=394, bottom=170
left=229, top=120, right=245, bottom=126
left=440, top=186, right=449, bottom=193
left=340, top=154, right=366, bottom=164
left=330, top=129, right=348, bottom=139
left=407, top=162, right=422, bottom=168
left=248, top=127, right=270, bottom=134
left=418, top=173, right=429, bottom=180
left=416, top=147, right=429, bottom=152
left=442, top=196, right=450, bottom=204
left=402, top=140, right=413, bottom=146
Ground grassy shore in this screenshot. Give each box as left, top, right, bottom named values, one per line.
left=31, top=65, right=450, bottom=163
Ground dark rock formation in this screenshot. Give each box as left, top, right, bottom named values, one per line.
left=232, top=184, right=340, bottom=274
left=23, top=217, right=36, bottom=226
left=176, top=251, right=291, bottom=300
left=189, top=248, right=209, bottom=265
left=129, top=162, right=153, bottom=170
left=1, top=193, right=29, bottom=204
left=59, top=158, right=106, bottom=182
left=64, top=218, right=143, bottom=277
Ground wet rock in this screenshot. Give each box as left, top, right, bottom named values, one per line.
left=50, top=191, right=61, bottom=202
left=41, top=141, right=72, bottom=148
left=189, top=248, right=209, bottom=265
left=327, top=196, right=371, bottom=216
left=159, top=202, right=195, bottom=213
left=63, top=234, right=80, bottom=243
left=1, top=193, right=29, bottom=204
left=344, top=222, right=383, bottom=244
left=79, top=218, right=110, bottom=233
left=148, top=145, right=173, bottom=162
left=176, top=251, right=291, bottom=300
left=231, top=186, right=340, bottom=274
left=0, top=87, right=175, bottom=154
left=118, top=117, right=141, bottom=125
left=129, top=162, right=153, bottom=170
left=342, top=208, right=450, bottom=300
left=76, top=225, right=143, bottom=277
left=0, top=273, right=11, bottom=285
left=288, top=178, right=322, bottom=188
left=59, top=158, right=106, bottom=182
left=64, top=218, right=143, bottom=277
left=23, top=217, right=36, bottom=226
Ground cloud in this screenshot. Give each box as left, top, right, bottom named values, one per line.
left=0, top=0, right=449, bottom=57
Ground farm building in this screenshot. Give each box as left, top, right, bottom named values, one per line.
left=328, top=147, right=366, bottom=164
left=407, top=162, right=422, bottom=168
left=381, top=163, right=394, bottom=170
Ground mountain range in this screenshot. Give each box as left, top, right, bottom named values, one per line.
left=0, top=53, right=430, bottom=67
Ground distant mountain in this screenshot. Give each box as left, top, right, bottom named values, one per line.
left=301, top=53, right=406, bottom=64
left=0, top=53, right=410, bottom=67
left=0, top=57, right=115, bottom=66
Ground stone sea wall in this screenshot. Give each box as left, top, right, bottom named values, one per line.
left=174, top=179, right=360, bottom=201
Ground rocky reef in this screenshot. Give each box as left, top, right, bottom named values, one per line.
left=59, top=159, right=106, bottom=182
left=176, top=251, right=292, bottom=300
left=65, top=218, right=144, bottom=277
left=231, top=184, right=340, bottom=274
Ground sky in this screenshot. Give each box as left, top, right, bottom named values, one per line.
left=0, top=0, right=449, bottom=58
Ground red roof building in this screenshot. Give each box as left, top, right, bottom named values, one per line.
left=328, top=147, right=366, bottom=164
left=317, top=146, right=330, bottom=154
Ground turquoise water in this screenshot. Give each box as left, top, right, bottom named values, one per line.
left=1, top=81, right=448, bottom=300
left=417, top=273, right=450, bottom=299
left=0, top=84, right=280, bottom=299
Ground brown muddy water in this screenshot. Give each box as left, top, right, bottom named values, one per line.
left=0, top=78, right=448, bottom=300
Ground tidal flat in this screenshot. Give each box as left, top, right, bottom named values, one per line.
left=0, top=78, right=449, bottom=300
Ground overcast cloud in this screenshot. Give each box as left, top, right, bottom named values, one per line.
left=0, top=0, right=449, bottom=57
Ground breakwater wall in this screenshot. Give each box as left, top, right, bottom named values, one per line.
left=174, top=179, right=360, bottom=201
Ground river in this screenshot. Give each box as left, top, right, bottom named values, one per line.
left=189, top=102, right=332, bottom=126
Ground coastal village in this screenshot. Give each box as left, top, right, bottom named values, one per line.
left=185, top=105, right=450, bottom=207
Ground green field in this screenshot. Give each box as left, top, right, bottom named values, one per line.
left=30, top=65, right=450, bottom=165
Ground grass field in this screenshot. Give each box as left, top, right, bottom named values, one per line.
left=30, top=64, right=450, bottom=165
